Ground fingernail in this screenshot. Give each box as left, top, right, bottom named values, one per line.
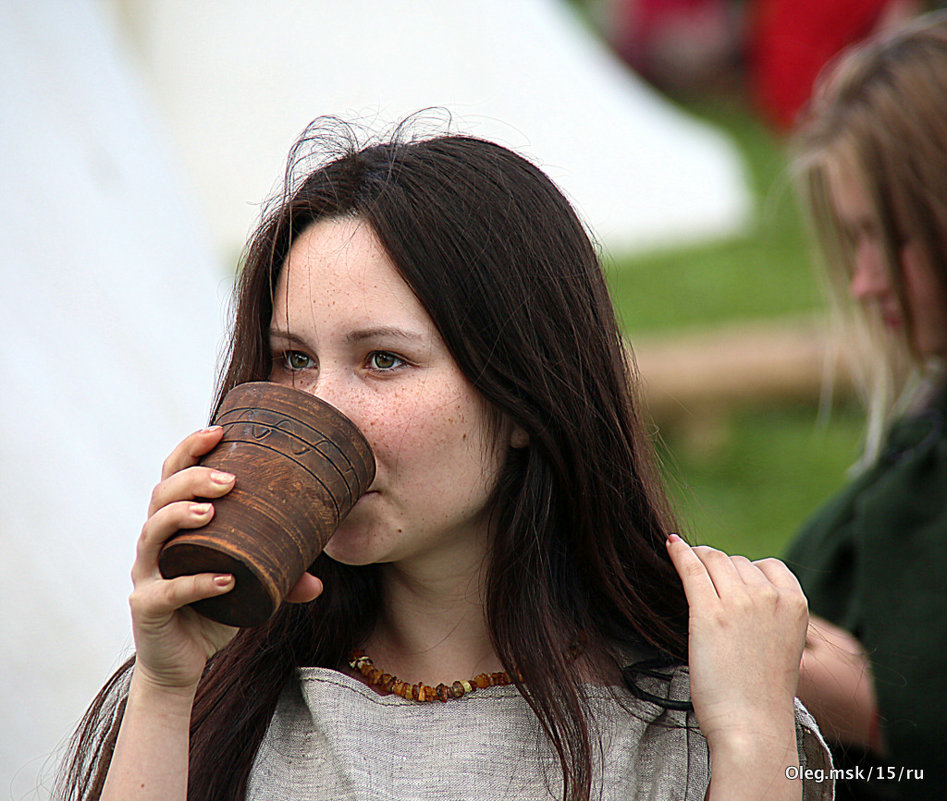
left=190, top=502, right=212, bottom=515
left=201, top=425, right=222, bottom=434
left=210, top=471, right=234, bottom=485
left=213, top=574, right=233, bottom=588
left=666, top=532, right=681, bottom=544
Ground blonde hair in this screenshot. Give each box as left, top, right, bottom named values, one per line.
left=792, top=11, right=947, bottom=465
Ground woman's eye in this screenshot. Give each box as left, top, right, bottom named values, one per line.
left=368, top=351, right=404, bottom=371
left=282, top=351, right=313, bottom=371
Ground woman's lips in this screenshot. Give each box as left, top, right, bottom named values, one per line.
left=355, top=490, right=377, bottom=505
left=881, top=311, right=903, bottom=329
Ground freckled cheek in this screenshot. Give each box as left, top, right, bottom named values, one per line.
left=359, top=396, right=485, bottom=480
left=371, top=412, right=459, bottom=463
left=348, top=401, right=433, bottom=473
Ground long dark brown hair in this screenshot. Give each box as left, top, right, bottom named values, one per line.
left=58, top=122, right=689, bottom=801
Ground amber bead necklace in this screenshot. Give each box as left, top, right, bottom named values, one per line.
left=348, top=650, right=515, bottom=703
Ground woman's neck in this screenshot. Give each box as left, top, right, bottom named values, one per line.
left=357, top=548, right=503, bottom=686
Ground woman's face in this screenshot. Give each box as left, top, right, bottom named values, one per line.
left=827, top=155, right=947, bottom=357
left=268, top=217, right=514, bottom=569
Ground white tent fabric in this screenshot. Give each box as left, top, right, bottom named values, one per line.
left=0, top=2, right=225, bottom=797
left=125, top=0, right=751, bottom=256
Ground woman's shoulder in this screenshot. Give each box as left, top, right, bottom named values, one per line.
left=615, top=656, right=833, bottom=801
left=787, top=383, right=947, bottom=568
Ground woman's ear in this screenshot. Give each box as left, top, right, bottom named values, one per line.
left=510, top=425, right=529, bottom=449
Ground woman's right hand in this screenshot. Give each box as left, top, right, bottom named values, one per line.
left=128, top=426, right=241, bottom=694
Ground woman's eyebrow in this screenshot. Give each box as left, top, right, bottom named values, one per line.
left=268, top=326, right=426, bottom=346
left=268, top=328, right=309, bottom=346
left=343, top=327, right=425, bottom=345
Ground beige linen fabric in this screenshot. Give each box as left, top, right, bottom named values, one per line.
left=247, top=666, right=833, bottom=800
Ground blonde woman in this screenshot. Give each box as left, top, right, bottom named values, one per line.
left=788, top=12, right=947, bottom=800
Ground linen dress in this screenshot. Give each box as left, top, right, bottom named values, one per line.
left=247, top=663, right=833, bottom=800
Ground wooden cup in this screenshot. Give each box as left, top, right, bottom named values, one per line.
left=158, top=382, right=375, bottom=627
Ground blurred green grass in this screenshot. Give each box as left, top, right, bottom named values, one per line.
left=657, top=403, right=861, bottom=558
left=606, top=97, right=863, bottom=557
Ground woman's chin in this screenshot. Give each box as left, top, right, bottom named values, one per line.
left=322, top=493, right=388, bottom=564
left=323, top=529, right=380, bottom=566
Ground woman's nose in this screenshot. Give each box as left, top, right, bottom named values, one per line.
left=303, top=371, right=354, bottom=419
left=849, top=243, right=890, bottom=302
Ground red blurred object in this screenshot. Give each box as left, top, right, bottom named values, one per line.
left=607, top=0, right=742, bottom=95
left=748, top=0, right=892, bottom=130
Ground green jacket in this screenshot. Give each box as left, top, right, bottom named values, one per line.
left=786, top=389, right=947, bottom=801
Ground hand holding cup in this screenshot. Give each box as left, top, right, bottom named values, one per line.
left=158, top=382, right=375, bottom=627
